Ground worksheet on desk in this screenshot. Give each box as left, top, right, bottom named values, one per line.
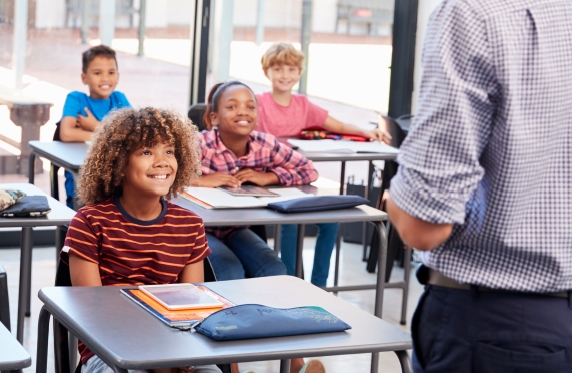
left=183, top=187, right=312, bottom=209
left=288, top=139, right=399, bottom=154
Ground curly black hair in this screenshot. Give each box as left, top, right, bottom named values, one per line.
left=77, top=107, right=200, bottom=205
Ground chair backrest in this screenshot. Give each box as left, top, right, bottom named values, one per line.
left=188, top=103, right=207, bottom=132
left=0, top=265, right=11, bottom=331
left=378, top=114, right=407, bottom=149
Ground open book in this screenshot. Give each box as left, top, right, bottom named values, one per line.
left=182, top=187, right=313, bottom=209
left=288, top=139, right=399, bottom=154
left=121, top=285, right=234, bottom=328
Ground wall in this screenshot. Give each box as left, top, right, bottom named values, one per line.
left=35, top=0, right=65, bottom=28
left=411, top=0, right=443, bottom=114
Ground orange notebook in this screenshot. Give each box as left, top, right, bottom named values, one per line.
left=121, top=285, right=235, bottom=329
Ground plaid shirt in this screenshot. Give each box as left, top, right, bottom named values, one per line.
left=197, top=129, right=318, bottom=240
left=390, top=0, right=572, bottom=292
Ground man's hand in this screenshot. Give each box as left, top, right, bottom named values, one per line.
left=234, top=169, right=279, bottom=186
left=77, top=107, right=100, bottom=132
left=196, top=173, right=241, bottom=188
left=366, top=128, right=392, bottom=145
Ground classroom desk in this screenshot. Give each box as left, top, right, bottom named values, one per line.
left=28, top=141, right=411, bottom=322
left=29, top=140, right=399, bottom=200
left=173, top=190, right=411, bottom=326
left=0, top=183, right=76, bottom=343
left=36, top=277, right=412, bottom=373
left=0, top=322, right=31, bottom=371
left=28, top=141, right=86, bottom=210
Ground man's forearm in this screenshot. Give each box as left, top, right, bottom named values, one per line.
left=386, top=194, right=453, bottom=251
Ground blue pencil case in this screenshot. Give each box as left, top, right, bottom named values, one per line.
left=194, top=304, right=351, bottom=341
left=266, top=195, right=369, bottom=213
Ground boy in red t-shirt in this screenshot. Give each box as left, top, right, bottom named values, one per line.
left=256, top=42, right=392, bottom=142
left=62, top=107, right=221, bottom=373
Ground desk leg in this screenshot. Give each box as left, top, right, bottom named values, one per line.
left=17, top=227, right=33, bottom=343
left=400, top=246, right=413, bottom=325
left=339, top=160, right=346, bottom=196
left=362, top=161, right=375, bottom=261
left=72, top=171, right=80, bottom=211
left=50, top=164, right=60, bottom=200
left=374, top=221, right=388, bottom=318
left=371, top=352, right=379, bottom=373
left=274, top=224, right=281, bottom=254
left=36, top=306, right=51, bottom=373
left=295, top=224, right=305, bottom=278
left=395, top=350, right=413, bottom=373
left=28, top=152, right=36, bottom=184
left=279, top=359, right=291, bottom=373
left=333, top=225, right=342, bottom=292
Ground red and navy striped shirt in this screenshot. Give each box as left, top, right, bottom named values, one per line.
left=62, top=197, right=211, bottom=363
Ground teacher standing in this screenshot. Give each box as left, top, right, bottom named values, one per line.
left=386, top=0, right=572, bottom=372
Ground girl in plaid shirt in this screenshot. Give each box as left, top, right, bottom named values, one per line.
left=194, top=81, right=326, bottom=373
left=193, top=81, right=319, bottom=283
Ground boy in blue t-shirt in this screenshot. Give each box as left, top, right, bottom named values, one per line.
left=59, top=45, right=131, bottom=208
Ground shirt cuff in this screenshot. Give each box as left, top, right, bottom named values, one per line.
left=390, top=167, right=467, bottom=225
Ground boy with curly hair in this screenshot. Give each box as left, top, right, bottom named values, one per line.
left=61, top=107, right=221, bottom=373
left=59, top=45, right=131, bottom=208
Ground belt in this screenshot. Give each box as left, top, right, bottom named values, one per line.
left=427, top=268, right=569, bottom=298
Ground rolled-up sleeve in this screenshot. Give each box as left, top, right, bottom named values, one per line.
left=390, top=2, right=498, bottom=224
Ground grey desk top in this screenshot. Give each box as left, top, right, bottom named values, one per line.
left=173, top=187, right=387, bottom=226
left=29, top=141, right=87, bottom=171
left=0, top=183, right=76, bottom=228
left=0, top=322, right=31, bottom=370
left=39, top=276, right=411, bottom=369
left=28, top=140, right=398, bottom=172
left=174, top=199, right=387, bottom=226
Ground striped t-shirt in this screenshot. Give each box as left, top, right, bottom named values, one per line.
left=62, top=197, right=211, bottom=364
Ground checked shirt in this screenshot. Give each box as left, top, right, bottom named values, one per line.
left=390, top=0, right=572, bottom=292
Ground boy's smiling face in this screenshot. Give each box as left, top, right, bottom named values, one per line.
left=122, top=142, right=178, bottom=200
left=265, top=64, right=302, bottom=93
left=81, top=56, right=119, bottom=99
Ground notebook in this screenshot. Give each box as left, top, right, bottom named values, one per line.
left=121, top=285, right=235, bottom=329
left=288, top=139, right=399, bottom=154
left=182, top=187, right=313, bottom=209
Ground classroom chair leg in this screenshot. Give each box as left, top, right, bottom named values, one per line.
left=395, top=350, right=413, bottom=373
left=36, top=306, right=51, bottom=373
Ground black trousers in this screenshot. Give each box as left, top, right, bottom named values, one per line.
left=412, top=284, right=572, bottom=373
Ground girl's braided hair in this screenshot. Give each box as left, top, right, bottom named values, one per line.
left=78, top=107, right=200, bottom=205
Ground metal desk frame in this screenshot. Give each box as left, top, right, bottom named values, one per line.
left=0, top=183, right=75, bottom=344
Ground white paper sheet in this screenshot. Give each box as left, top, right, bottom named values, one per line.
left=288, top=139, right=399, bottom=154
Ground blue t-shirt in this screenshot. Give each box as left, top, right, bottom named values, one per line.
left=61, top=91, right=131, bottom=121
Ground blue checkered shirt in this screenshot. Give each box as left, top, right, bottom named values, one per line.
left=390, top=0, right=572, bottom=292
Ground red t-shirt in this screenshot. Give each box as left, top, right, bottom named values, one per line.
left=62, top=198, right=211, bottom=364
left=256, top=92, right=328, bottom=137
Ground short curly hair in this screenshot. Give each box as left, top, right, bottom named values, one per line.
left=260, top=42, right=305, bottom=72
left=78, top=107, right=200, bottom=205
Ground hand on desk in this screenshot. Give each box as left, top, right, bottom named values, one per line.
left=366, top=128, right=392, bottom=144
left=197, top=173, right=241, bottom=188
left=234, top=168, right=280, bottom=186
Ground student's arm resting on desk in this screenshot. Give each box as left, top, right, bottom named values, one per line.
left=234, top=168, right=280, bottom=186
left=266, top=137, right=318, bottom=186
left=77, top=107, right=100, bottom=132
left=59, top=116, right=96, bottom=142
left=322, top=115, right=392, bottom=144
